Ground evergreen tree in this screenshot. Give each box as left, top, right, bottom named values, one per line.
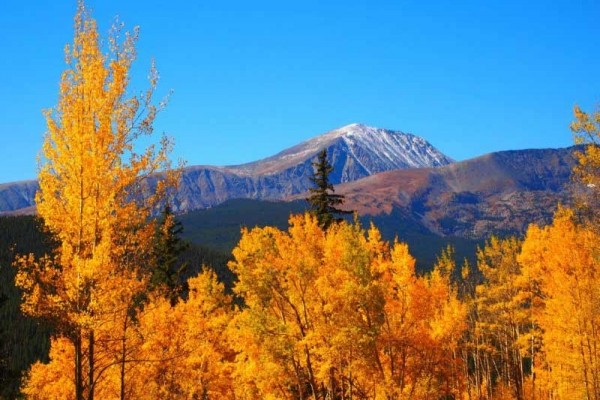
left=151, top=204, right=189, bottom=305
left=0, top=216, right=53, bottom=398
left=306, top=149, right=351, bottom=229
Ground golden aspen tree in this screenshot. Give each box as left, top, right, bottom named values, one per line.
left=128, top=270, right=235, bottom=399
left=230, top=214, right=326, bottom=399
left=230, top=215, right=360, bottom=399
left=571, top=105, right=600, bottom=224
left=22, top=337, right=76, bottom=399
left=519, top=209, right=600, bottom=400
left=376, top=244, right=467, bottom=399
left=22, top=271, right=235, bottom=399
left=312, top=222, right=388, bottom=399
left=457, top=257, right=493, bottom=400
left=474, top=236, right=534, bottom=400
left=571, top=105, right=600, bottom=184
left=230, top=213, right=468, bottom=399
left=14, top=2, right=176, bottom=399
left=427, top=249, right=468, bottom=398
left=375, top=241, right=418, bottom=398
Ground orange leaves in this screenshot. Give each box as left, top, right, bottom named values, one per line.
left=518, top=212, right=600, bottom=399
left=22, top=337, right=76, bottom=400
left=469, top=235, right=531, bottom=399
left=129, top=270, right=235, bottom=399
left=229, top=213, right=467, bottom=399
left=377, top=242, right=466, bottom=399
left=16, top=2, right=179, bottom=399
left=20, top=270, right=237, bottom=399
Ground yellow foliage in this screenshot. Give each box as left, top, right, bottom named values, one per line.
left=475, top=236, right=533, bottom=400
left=519, top=210, right=600, bottom=399
left=16, top=2, right=178, bottom=399
left=571, top=105, right=600, bottom=224
left=22, top=337, right=75, bottom=400
left=130, top=270, right=235, bottom=399
left=229, top=213, right=467, bottom=399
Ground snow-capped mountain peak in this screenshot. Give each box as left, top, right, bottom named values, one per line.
left=322, top=123, right=452, bottom=168
left=0, top=124, right=453, bottom=214
left=224, top=123, right=452, bottom=178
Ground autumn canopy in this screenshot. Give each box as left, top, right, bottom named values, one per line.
left=10, top=2, right=600, bottom=400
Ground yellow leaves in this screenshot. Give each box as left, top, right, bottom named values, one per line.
left=22, top=337, right=76, bottom=400
left=571, top=104, right=599, bottom=144
left=22, top=269, right=237, bottom=399
left=15, top=3, right=182, bottom=399
left=517, top=211, right=600, bottom=399
left=229, top=212, right=467, bottom=399
left=571, top=105, right=600, bottom=225
left=379, top=244, right=466, bottom=397
left=22, top=200, right=600, bottom=399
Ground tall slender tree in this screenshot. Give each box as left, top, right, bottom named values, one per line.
left=15, top=2, right=176, bottom=399
left=306, top=149, right=351, bottom=229
left=151, top=203, right=189, bottom=305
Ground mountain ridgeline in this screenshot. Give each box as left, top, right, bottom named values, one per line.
left=0, top=124, right=451, bottom=214
left=0, top=124, right=578, bottom=244
left=178, top=147, right=577, bottom=269
left=172, top=123, right=452, bottom=210
left=335, top=146, right=577, bottom=238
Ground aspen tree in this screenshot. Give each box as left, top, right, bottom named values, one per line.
left=15, top=2, right=176, bottom=399
left=474, top=237, right=532, bottom=400
left=571, top=105, right=600, bottom=224
left=520, top=210, right=600, bottom=400
left=229, top=214, right=468, bottom=399
left=129, top=270, right=235, bottom=399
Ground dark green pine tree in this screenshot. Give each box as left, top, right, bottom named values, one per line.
left=151, top=204, right=189, bottom=305
left=306, top=149, right=352, bottom=229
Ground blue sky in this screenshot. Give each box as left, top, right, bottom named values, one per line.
left=1, top=0, right=599, bottom=183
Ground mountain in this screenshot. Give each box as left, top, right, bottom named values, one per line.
left=0, top=180, right=38, bottom=214
left=0, top=124, right=452, bottom=214
left=0, top=143, right=579, bottom=266
left=332, top=147, right=577, bottom=239
left=172, top=123, right=452, bottom=211
left=179, top=147, right=578, bottom=268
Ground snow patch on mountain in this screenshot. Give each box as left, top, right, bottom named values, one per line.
left=228, top=123, right=452, bottom=177
left=334, top=123, right=452, bottom=170
left=0, top=123, right=454, bottom=214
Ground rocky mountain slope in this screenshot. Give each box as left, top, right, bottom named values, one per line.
left=173, top=123, right=451, bottom=210
left=0, top=180, right=38, bottom=215
left=0, top=124, right=452, bottom=214
left=0, top=138, right=580, bottom=245
left=332, top=147, right=577, bottom=238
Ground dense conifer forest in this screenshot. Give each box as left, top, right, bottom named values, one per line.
left=0, top=216, right=52, bottom=398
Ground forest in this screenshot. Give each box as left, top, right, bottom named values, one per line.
left=3, top=2, right=600, bottom=399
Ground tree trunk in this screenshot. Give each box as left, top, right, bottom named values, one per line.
left=88, top=330, right=95, bottom=400
left=75, top=332, right=83, bottom=400
left=120, top=313, right=129, bottom=400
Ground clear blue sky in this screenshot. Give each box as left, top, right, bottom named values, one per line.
left=1, top=0, right=599, bottom=183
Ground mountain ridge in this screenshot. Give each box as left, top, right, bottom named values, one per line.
left=330, top=146, right=576, bottom=238
left=0, top=124, right=452, bottom=214
left=0, top=143, right=580, bottom=246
